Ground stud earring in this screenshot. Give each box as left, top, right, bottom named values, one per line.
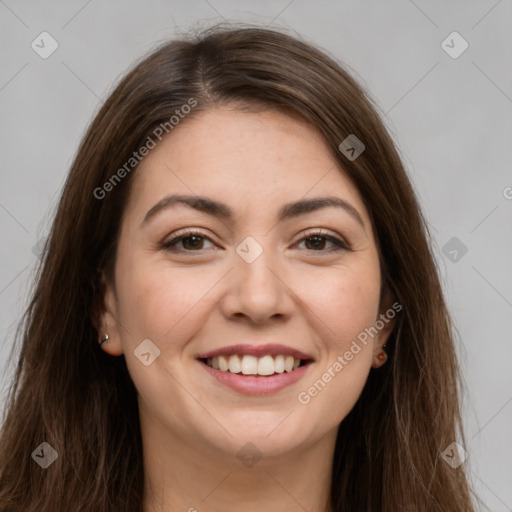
left=99, top=334, right=110, bottom=346
left=377, top=351, right=387, bottom=362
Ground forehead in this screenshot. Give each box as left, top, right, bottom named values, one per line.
left=126, top=107, right=372, bottom=228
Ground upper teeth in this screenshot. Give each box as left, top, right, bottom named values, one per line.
left=206, top=355, right=301, bottom=375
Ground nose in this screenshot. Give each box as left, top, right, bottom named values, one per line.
left=219, top=245, right=295, bottom=325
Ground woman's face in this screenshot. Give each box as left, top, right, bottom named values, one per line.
left=100, top=107, right=394, bottom=460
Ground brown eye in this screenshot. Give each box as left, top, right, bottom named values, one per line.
left=303, top=235, right=329, bottom=251
left=161, top=231, right=215, bottom=252
left=296, top=231, right=349, bottom=252
left=181, top=235, right=205, bottom=250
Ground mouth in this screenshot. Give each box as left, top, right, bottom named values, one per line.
left=199, top=354, right=313, bottom=376
left=195, top=344, right=315, bottom=396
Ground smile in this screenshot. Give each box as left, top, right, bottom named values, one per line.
left=202, top=354, right=309, bottom=376
left=197, top=348, right=314, bottom=396
left=196, top=343, right=315, bottom=395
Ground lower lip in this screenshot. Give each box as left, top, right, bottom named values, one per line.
left=198, top=360, right=312, bottom=396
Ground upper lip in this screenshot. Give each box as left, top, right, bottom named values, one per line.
left=196, top=343, right=314, bottom=361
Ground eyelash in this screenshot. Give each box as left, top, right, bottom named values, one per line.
left=160, top=228, right=350, bottom=254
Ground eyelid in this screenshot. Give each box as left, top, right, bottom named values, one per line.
left=166, top=227, right=210, bottom=239
left=160, top=227, right=215, bottom=248
left=297, top=227, right=347, bottom=243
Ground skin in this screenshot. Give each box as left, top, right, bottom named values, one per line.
left=98, top=107, right=395, bottom=512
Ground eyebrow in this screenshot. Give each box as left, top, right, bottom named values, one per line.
left=141, top=194, right=366, bottom=230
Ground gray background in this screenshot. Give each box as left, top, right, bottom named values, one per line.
left=1, top=1, right=511, bottom=509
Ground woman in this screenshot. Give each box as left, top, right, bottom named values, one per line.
left=0, top=24, right=478, bottom=511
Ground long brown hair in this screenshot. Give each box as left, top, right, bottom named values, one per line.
left=0, top=23, right=478, bottom=511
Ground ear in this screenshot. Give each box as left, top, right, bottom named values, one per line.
left=94, top=272, right=124, bottom=357
left=371, top=287, right=398, bottom=369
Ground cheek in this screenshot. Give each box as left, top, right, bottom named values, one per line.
left=114, top=256, right=216, bottom=347
left=301, top=263, right=381, bottom=352
left=295, top=270, right=380, bottom=423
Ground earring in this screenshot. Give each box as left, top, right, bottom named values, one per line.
left=99, top=334, right=110, bottom=346
left=377, top=351, right=388, bottom=363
